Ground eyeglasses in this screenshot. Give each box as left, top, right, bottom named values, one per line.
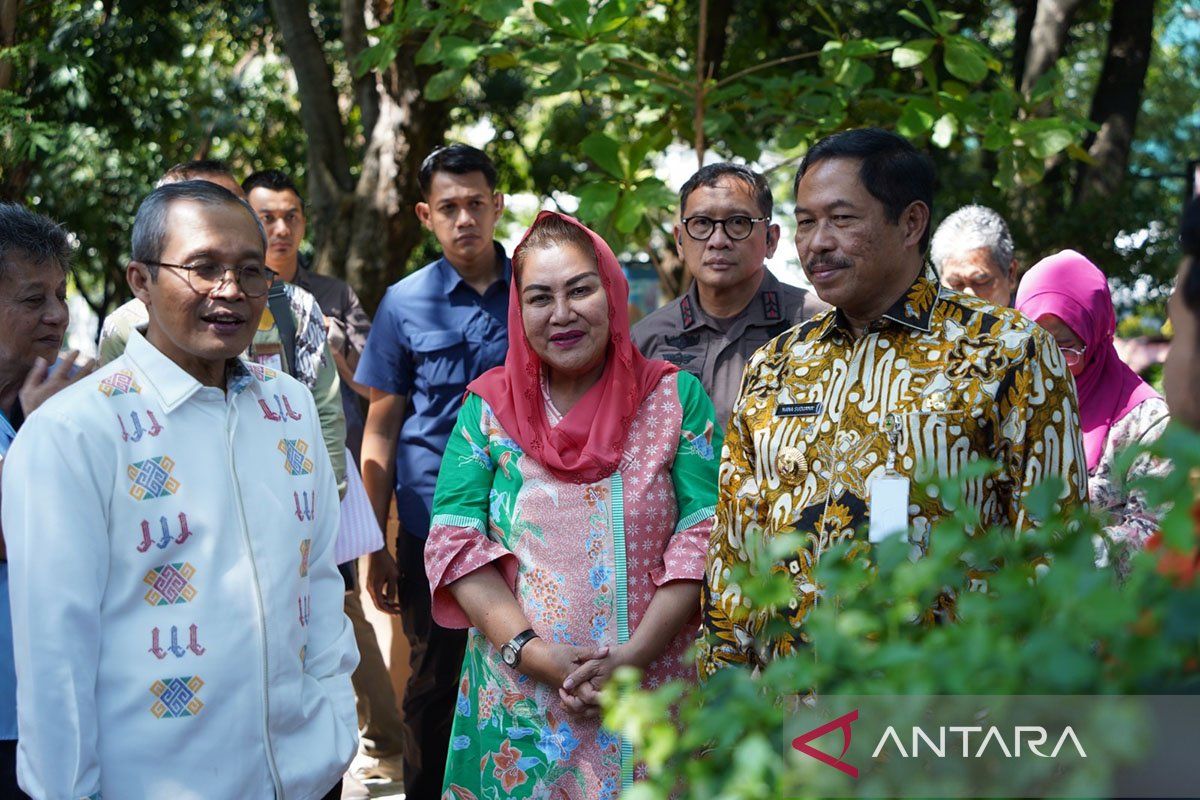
left=1059, top=344, right=1086, bottom=367
left=142, top=260, right=277, bottom=298
left=681, top=215, right=769, bottom=242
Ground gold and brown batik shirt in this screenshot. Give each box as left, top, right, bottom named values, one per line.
left=698, top=273, right=1089, bottom=676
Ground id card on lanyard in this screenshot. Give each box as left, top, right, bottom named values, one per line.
left=869, top=412, right=909, bottom=543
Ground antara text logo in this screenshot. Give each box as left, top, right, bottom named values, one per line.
left=792, top=708, right=1088, bottom=778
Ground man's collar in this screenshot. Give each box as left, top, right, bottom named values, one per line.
left=680, top=268, right=785, bottom=332
left=818, top=271, right=938, bottom=340
left=436, top=242, right=511, bottom=295
left=124, top=327, right=254, bottom=413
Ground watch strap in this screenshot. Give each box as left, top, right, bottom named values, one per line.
left=505, top=628, right=538, bottom=666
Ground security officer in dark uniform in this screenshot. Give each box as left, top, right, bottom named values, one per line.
left=634, top=163, right=828, bottom=429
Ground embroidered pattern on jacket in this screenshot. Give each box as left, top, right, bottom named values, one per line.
left=117, top=410, right=164, bottom=442
left=98, top=370, right=142, bottom=397
left=279, top=439, right=314, bottom=475
left=143, top=562, right=198, bottom=605
left=127, top=456, right=180, bottom=500
left=294, top=491, right=316, bottom=521
left=244, top=362, right=278, bottom=382
left=136, top=513, right=192, bottom=552
left=149, top=624, right=206, bottom=659
left=299, top=538, right=312, bottom=577
left=149, top=676, right=205, bottom=718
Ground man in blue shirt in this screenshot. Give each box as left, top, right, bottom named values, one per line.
left=356, top=144, right=508, bottom=800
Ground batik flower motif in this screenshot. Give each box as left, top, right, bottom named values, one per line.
left=451, top=735, right=472, bottom=751
left=946, top=339, right=1007, bottom=382
left=441, top=784, right=479, bottom=800
left=536, top=721, right=580, bottom=764
left=491, top=739, right=535, bottom=793
left=455, top=676, right=472, bottom=717
left=478, top=686, right=499, bottom=723
left=598, top=775, right=619, bottom=800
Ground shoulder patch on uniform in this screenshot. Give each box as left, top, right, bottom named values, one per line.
left=680, top=295, right=696, bottom=328
left=762, top=290, right=781, bottom=320
left=664, top=332, right=700, bottom=349
left=661, top=351, right=697, bottom=366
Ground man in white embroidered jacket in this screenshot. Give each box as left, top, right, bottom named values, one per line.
left=1, top=181, right=359, bottom=799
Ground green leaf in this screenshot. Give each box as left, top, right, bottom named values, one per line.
left=615, top=192, right=645, bottom=233
left=476, top=0, right=520, bottom=23
left=542, top=58, right=582, bottom=94
left=943, top=37, right=989, bottom=83
left=897, top=9, right=934, bottom=33
left=578, top=44, right=608, bottom=75
left=833, top=58, right=873, bottom=89
left=439, top=36, right=480, bottom=69
left=892, top=38, right=935, bottom=68
left=532, top=2, right=568, bottom=33
left=423, top=67, right=465, bottom=101
left=581, top=131, right=625, bottom=179
left=931, top=113, right=957, bottom=148
left=1022, top=119, right=1080, bottom=160
left=577, top=181, right=621, bottom=221
left=557, top=0, right=591, bottom=35
left=896, top=100, right=937, bottom=137
left=413, top=28, right=443, bottom=66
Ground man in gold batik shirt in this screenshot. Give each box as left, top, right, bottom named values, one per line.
left=699, top=129, right=1089, bottom=676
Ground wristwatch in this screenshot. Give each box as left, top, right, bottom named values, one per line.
left=500, top=629, right=539, bottom=668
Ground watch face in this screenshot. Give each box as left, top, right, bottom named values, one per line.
left=501, top=644, right=516, bottom=666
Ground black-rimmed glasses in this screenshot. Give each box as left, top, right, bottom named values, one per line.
left=681, top=215, right=769, bottom=241
left=141, top=260, right=277, bottom=298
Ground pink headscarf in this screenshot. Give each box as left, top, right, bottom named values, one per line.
left=468, top=211, right=677, bottom=484
left=1015, top=249, right=1160, bottom=472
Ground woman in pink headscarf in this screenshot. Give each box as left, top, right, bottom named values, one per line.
left=1016, top=249, right=1169, bottom=573
left=423, top=212, right=721, bottom=799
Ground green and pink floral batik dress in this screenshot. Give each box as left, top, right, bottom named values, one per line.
left=425, top=370, right=720, bottom=800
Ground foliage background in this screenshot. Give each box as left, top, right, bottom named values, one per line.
left=1, top=0, right=1197, bottom=333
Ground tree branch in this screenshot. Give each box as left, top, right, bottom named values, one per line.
left=341, top=0, right=380, bottom=149
left=714, top=50, right=822, bottom=89
left=267, top=0, right=353, bottom=194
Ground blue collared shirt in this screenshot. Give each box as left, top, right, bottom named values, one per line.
left=0, top=405, right=19, bottom=740
left=355, top=248, right=510, bottom=540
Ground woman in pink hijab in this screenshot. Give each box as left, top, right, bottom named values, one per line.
left=1016, top=249, right=1169, bottom=573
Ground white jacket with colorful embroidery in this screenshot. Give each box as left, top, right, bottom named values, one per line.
left=1, top=330, right=358, bottom=799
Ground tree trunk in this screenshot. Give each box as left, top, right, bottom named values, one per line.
left=267, top=0, right=354, bottom=276
left=0, top=0, right=19, bottom=91
left=1073, top=0, right=1154, bottom=205
left=341, top=0, right=380, bottom=144
left=703, top=0, right=733, bottom=82
left=1011, top=0, right=1037, bottom=92
left=268, top=0, right=449, bottom=311
left=1020, top=0, right=1085, bottom=97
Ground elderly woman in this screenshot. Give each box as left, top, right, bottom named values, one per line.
left=1016, top=249, right=1169, bottom=572
left=0, top=203, right=91, bottom=799
left=424, top=211, right=720, bottom=799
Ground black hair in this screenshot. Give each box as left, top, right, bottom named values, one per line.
left=0, top=203, right=72, bottom=279
left=418, top=144, right=498, bottom=198
left=1180, top=196, right=1200, bottom=316
left=161, top=159, right=236, bottom=185
left=793, top=127, right=935, bottom=253
left=242, top=169, right=304, bottom=205
left=131, top=181, right=264, bottom=277
left=679, top=163, right=773, bottom=218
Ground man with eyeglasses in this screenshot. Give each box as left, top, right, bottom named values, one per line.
left=2, top=181, right=358, bottom=798
left=633, top=163, right=827, bottom=429
left=99, top=160, right=347, bottom=494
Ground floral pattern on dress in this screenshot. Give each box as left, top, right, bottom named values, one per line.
left=1088, top=396, right=1170, bottom=578
left=427, top=372, right=720, bottom=799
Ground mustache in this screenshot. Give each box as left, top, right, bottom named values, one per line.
left=805, top=256, right=852, bottom=271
